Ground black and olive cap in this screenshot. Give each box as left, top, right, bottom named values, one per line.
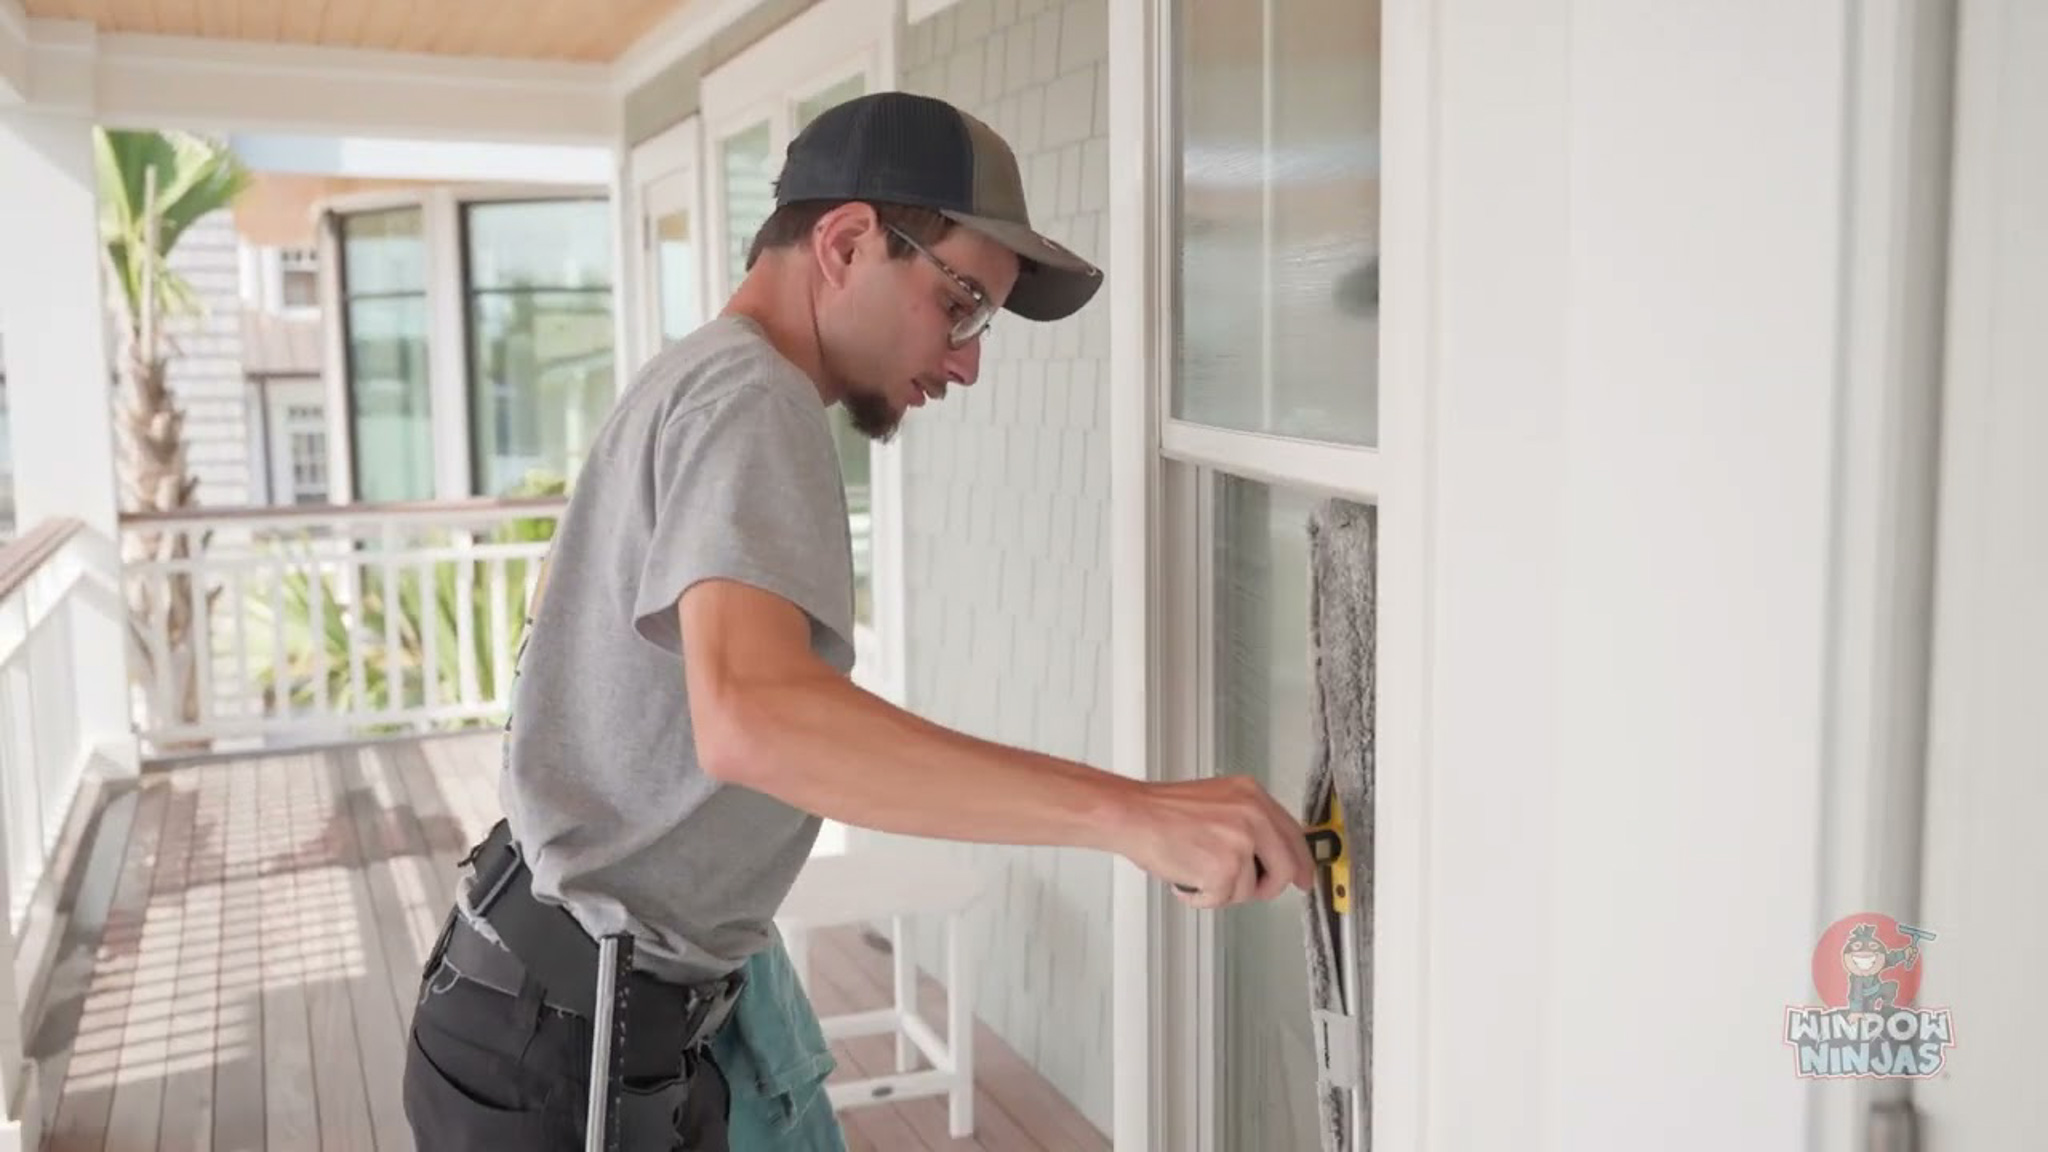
left=773, top=91, right=1104, bottom=322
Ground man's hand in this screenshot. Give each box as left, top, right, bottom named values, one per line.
left=1110, top=776, right=1317, bottom=909
left=680, top=577, right=1314, bottom=910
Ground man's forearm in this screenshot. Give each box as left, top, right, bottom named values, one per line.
left=708, top=668, right=1141, bottom=853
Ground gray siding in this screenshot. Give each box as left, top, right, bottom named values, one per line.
left=868, top=0, right=1114, bottom=1133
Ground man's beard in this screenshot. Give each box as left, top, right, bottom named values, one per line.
left=842, top=385, right=901, bottom=443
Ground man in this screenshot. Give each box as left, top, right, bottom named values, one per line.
left=402, top=91, right=1315, bottom=1150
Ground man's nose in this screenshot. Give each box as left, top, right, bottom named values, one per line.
left=942, top=335, right=983, bottom=386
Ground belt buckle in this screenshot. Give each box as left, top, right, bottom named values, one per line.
left=681, top=969, right=746, bottom=1049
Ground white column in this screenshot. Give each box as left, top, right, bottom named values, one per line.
left=0, top=106, right=120, bottom=536
left=0, top=106, right=139, bottom=779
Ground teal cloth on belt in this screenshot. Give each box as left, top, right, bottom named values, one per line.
left=711, top=930, right=847, bottom=1151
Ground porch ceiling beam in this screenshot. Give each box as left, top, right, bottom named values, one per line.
left=28, top=27, right=617, bottom=144
left=0, top=0, right=27, bottom=103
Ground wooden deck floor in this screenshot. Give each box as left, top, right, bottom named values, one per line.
left=31, top=731, right=1109, bottom=1152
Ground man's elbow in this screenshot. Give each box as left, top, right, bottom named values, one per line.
left=693, top=691, right=778, bottom=788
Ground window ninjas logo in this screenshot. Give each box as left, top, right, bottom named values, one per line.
left=1785, top=913, right=1955, bottom=1079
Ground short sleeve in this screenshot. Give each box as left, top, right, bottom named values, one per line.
left=630, top=386, right=856, bottom=666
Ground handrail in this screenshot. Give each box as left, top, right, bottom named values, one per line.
left=0, top=518, right=84, bottom=602
left=118, top=494, right=568, bottom=529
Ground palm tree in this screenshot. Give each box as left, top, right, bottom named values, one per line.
left=96, top=129, right=252, bottom=740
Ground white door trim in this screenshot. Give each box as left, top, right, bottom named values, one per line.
left=628, top=115, right=707, bottom=367
left=1811, top=0, right=1957, bottom=1146
left=1911, top=0, right=2048, bottom=1145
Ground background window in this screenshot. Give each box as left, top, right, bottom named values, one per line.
left=463, top=199, right=616, bottom=496
left=340, top=207, right=433, bottom=503
left=720, top=123, right=775, bottom=293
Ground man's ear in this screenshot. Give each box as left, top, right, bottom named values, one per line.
left=814, top=204, right=878, bottom=289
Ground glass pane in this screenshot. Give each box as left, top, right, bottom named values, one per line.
left=654, top=209, right=699, bottom=344
left=795, top=73, right=866, bottom=129
left=468, top=289, right=615, bottom=496
left=1213, top=475, right=1321, bottom=1149
left=467, top=199, right=613, bottom=290
left=341, top=208, right=426, bottom=295
left=346, top=297, right=433, bottom=503
left=1175, top=0, right=1263, bottom=435
left=721, top=122, right=776, bottom=292
left=830, top=411, right=873, bottom=629
left=1174, top=0, right=1380, bottom=447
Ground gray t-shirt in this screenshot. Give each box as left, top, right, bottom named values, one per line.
left=497, top=313, right=856, bottom=984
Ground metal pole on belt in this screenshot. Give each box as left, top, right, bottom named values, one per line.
left=587, top=932, right=633, bottom=1152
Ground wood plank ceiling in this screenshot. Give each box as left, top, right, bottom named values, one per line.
left=22, top=0, right=691, bottom=63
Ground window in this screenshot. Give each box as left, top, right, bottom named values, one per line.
left=285, top=404, right=329, bottom=505
left=340, top=207, right=433, bottom=503
left=329, top=191, right=618, bottom=503
left=280, top=247, right=321, bottom=310
left=1130, top=0, right=1385, bottom=1145
left=1174, top=0, right=1380, bottom=447
left=719, top=122, right=775, bottom=293
left=463, top=199, right=615, bottom=496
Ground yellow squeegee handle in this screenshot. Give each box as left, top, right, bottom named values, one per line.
left=1310, top=810, right=1350, bottom=915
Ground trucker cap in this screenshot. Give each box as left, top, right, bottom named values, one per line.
left=773, top=91, right=1104, bottom=322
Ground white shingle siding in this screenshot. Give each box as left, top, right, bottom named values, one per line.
left=868, top=0, right=1113, bottom=1132
left=163, top=210, right=251, bottom=507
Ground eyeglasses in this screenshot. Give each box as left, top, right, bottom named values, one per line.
left=887, top=225, right=999, bottom=348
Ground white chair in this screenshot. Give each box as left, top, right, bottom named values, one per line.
left=775, top=848, right=985, bottom=1137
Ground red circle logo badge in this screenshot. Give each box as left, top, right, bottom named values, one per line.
left=1810, top=912, right=1924, bottom=1011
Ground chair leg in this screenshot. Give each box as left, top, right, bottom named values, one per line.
left=893, top=915, right=915, bottom=1073
left=947, top=914, right=974, bottom=1138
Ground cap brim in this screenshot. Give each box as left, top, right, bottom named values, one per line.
left=942, top=210, right=1103, bottom=322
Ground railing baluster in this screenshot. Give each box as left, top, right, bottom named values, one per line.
left=489, top=558, right=510, bottom=707
left=269, top=549, right=288, bottom=719
left=187, top=526, right=213, bottom=730
left=10, top=595, right=42, bottom=924
left=420, top=559, right=439, bottom=714
left=382, top=523, right=401, bottom=717
left=141, top=547, right=172, bottom=734
left=311, top=545, right=331, bottom=715
left=348, top=534, right=368, bottom=722
left=230, top=566, right=250, bottom=723
left=456, top=546, right=478, bottom=707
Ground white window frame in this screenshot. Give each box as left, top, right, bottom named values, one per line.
left=1108, top=1, right=1429, bottom=1149
left=627, top=115, right=708, bottom=367
left=699, top=0, right=906, bottom=706
left=316, top=183, right=618, bottom=504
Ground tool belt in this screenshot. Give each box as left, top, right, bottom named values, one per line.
left=433, top=819, right=745, bottom=1063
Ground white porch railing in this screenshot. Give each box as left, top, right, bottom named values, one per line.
left=0, top=516, right=131, bottom=1151
left=0, top=519, right=122, bottom=933
left=119, top=497, right=566, bottom=757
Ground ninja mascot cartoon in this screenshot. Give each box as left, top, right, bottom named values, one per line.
left=1841, top=922, right=1918, bottom=1012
